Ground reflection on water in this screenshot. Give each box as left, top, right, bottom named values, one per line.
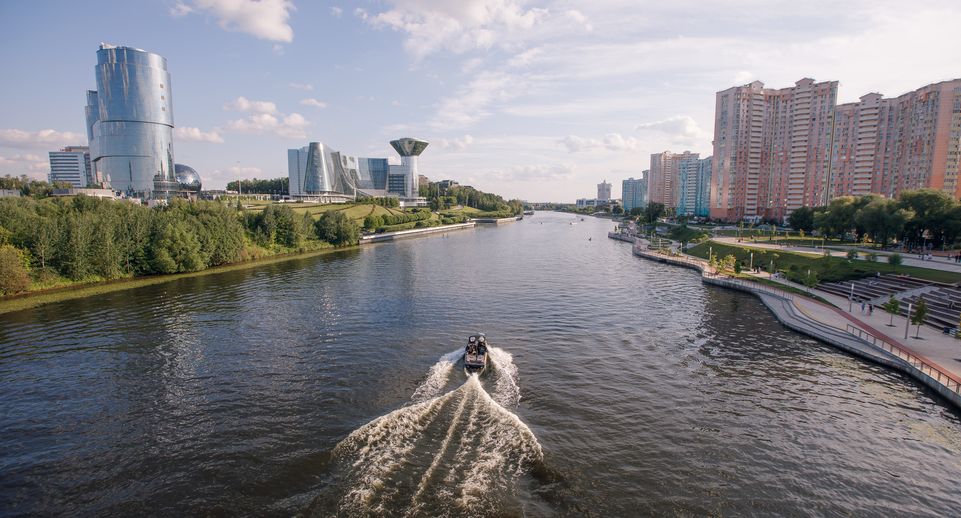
left=1, top=213, right=959, bottom=516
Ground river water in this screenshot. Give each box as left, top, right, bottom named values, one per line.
left=2, top=212, right=960, bottom=517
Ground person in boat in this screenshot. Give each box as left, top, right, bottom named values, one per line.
left=477, top=336, right=487, bottom=355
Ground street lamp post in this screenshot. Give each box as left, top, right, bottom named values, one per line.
left=849, top=282, right=855, bottom=312
left=904, top=302, right=913, bottom=340
left=749, top=252, right=754, bottom=271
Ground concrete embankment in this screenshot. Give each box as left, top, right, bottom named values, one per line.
left=471, top=216, right=522, bottom=224
left=360, top=222, right=476, bottom=243
left=613, top=235, right=961, bottom=410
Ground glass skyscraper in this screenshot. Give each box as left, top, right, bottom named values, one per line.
left=85, top=44, right=176, bottom=198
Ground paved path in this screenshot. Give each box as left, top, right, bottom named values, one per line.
left=740, top=269, right=961, bottom=380
left=712, top=237, right=961, bottom=274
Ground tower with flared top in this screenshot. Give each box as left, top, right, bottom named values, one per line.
left=389, top=138, right=428, bottom=199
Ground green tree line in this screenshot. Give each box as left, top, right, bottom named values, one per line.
left=787, top=189, right=961, bottom=248
left=420, top=182, right=523, bottom=216
left=226, top=177, right=289, bottom=194
left=0, top=196, right=359, bottom=295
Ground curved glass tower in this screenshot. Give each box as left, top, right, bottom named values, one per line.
left=85, top=44, right=176, bottom=198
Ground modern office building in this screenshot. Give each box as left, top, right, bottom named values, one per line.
left=597, top=180, right=612, bottom=201
left=85, top=43, right=177, bottom=198
left=287, top=138, right=428, bottom=206
left=622, top=175, right=647, bottom=212
left=48, top=146, right=92, bottom=188
left=711, top=78, right=838, bottom=221
left=649, top=151, right=699, bottom=209
left=829, top=79, right=961, bottom=200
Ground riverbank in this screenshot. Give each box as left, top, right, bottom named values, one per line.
left=612, top=233, right=961, bottom=410
left=0, top=221, right=480, bottom=315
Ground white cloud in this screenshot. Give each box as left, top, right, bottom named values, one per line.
left=330, top=6, right=343, bottom=17
left=487, top=163, right=575, bottom=182
left=435, top=134, right=474, bottom=150
left=223, top=96, right=278, bottom=114
left=175, top=126, right=225, bottom=143
left=289, top=82, right=314, bottom=91
left=225, top=112, right=309, bottom=139
left=0, top=128, right=84, bottom=148
left=0, top=153, right=49, bottom=179
left=363, top=0, right=549, bottom=60
left=560, top=133, right=638, bottom=153
left=635, top=116, right=707, bottom=144
left=172, top=0, right=295, bottom=42
left=300, top=98, right=328, bottom=109
left=430, top=71, right=520, bottom=130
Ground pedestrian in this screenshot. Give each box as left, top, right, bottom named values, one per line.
left=869, top=304, right=874, bottom=316
left=861, top=301, right=866, bottom=314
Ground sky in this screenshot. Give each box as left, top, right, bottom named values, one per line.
left=1, top=0, right=960, bottom=202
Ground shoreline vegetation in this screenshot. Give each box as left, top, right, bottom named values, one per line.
left=0, top=176, right=524, bottom=314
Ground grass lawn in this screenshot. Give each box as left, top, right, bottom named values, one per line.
left=688, top=240, right=961, bottom=284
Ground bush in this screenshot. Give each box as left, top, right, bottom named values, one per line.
left=0, top=244, right=30, bottom=295
left=846, top=249, right=859, bottom=261
left=315, top=210, right=359, bottom=246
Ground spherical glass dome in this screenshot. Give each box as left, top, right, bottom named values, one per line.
left=174, top=163, right=202, bottom=193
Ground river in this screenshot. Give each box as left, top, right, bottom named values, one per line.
left=2, top=212, right=960, bottom=516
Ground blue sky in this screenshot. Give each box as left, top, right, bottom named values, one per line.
left=2, top=0, right=960, bottom=202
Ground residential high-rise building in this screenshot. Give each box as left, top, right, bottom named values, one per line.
left=829, top=79, right=961, bottom=200
left=597, top=180, right=612, bottom=201
left=650, top=151, right=699, bottom=208
left=677, top=156, right=713, bottom=218
left=711, top=78, right=837, bottom=221
left=48, top=146, right=92, bottom=188
left=85, top=44, right=177, bottom=198
left=622, top=176, right=647, bottom=212
left=695, top=157, right=712, bottom=218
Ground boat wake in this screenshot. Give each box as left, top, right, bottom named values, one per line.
left=306, top=347, right=542, bottom=517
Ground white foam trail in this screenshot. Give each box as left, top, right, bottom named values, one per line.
left=407, top=379, right=473, bottom=512
left=488, top=346, right=521, bottom=408
left=456, top=375, right=542, bottom=508
left=410, top=348, right=462, bottom=403
left=334, top=389, right=459, bottom=512
left=325, top=347, right=541, bottom=516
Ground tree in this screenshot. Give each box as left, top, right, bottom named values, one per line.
left=629, top=207, right=644, bottom=217
left=855, top=197, right=910, bottom=247
left=611, top=205, right=623, bottom=215
left=0, top=244, right=30, bottom=295
left=644, top=202, right=665, bottom=226
left=912, top=298, right=928, bottom=338
left=803, top=270, right=819, bottom=288
left=898, top=189, right=955, bottom=248
left=720, top=254, right=737, bottom=273
left=788, top=206, right=815, bottom=232
left=883, top=296, right=900, bottom=327
left=315, top=210, right=359, bottom=246
left=887, top=253, right=902, bottom=271
left=149, top=220, right=205, bottom=273
left=846, top=249, right=859, bottom=261
left=866, top=252, right=878, bottom=262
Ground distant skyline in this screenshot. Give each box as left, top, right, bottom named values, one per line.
left=2, top=0, right=960, bottom=202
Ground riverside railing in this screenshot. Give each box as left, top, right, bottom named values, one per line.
left=845, top=323, right=961, bottom=396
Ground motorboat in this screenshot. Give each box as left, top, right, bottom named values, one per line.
left=463, top=334, right=489, bottom=374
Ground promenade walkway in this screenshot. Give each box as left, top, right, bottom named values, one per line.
left=744, top=270, right=961, bottom=381
left=621, top=236, right=961, bottom=408
left=712, top=236, right=961, bottom=274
